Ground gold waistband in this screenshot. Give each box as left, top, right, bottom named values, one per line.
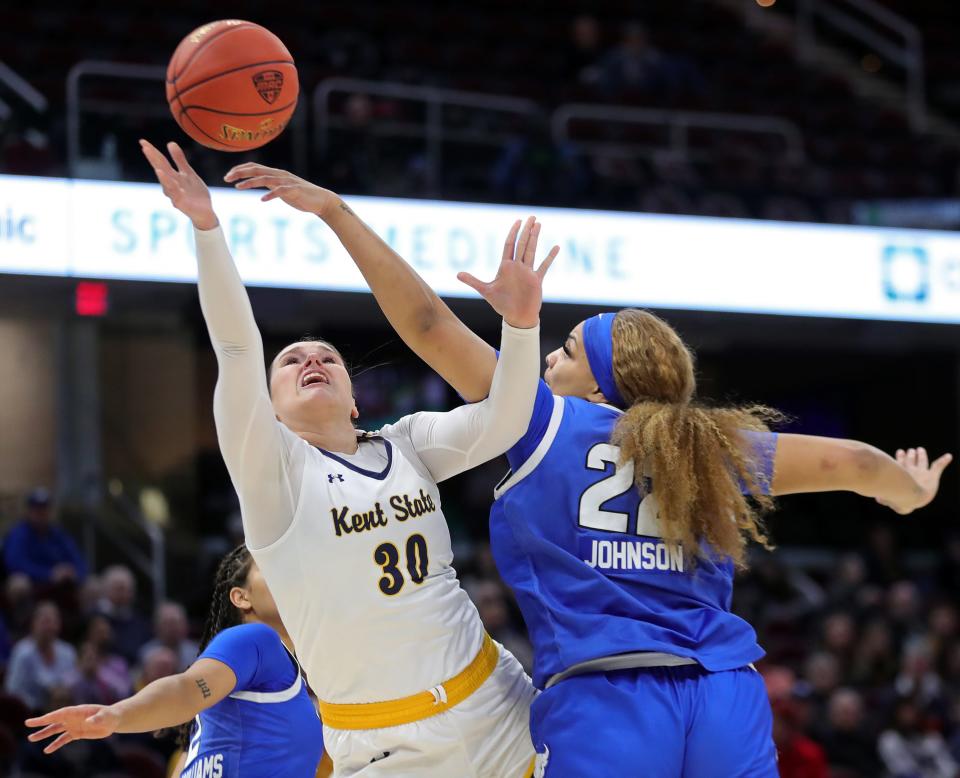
left=319, top=633, right=498, bottom=730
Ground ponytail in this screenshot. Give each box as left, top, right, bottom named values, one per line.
left=608, top=309, right=783, bottom=569
left=611, top=401, right=780, bottom=569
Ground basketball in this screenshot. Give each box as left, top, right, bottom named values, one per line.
left=165, top=20, right=299, bottom=152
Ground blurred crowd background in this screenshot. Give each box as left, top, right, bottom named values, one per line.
left=1, top=0, right=960, bottom=776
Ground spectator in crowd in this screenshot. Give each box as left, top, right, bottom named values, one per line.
left=566, top=15, right=604, bottom=86
left=137, top=601, right=198, bottom=672
left=772, top=697, right=829, bottom=778
left=804, top=651, right=842, bottom=723
left=597, top=21, right=703, bottom=103
left=70, top=642, right=127, bottom=706
left=850, top=617, right=898, bottom=689
left=814, top=688, right=882, bottom=778
left=878, top=696, right=958, bottom=778
left=72, top=615, right=130, bottom=704
left=2, top=488, right=86, bottom=586
left=598, top=22, right=666, bottom=97
left=93, top=566, right=151, bottom=664
left=894, top=636, right=947, bottom=714
left=133, top=644, right=177, bottom=693
left=826, top=552, right=878, bottom=613
left=5, top=571, right=36, bottom=637
left=862, top=524, right=908, bottom=587
left=888, top=580, right=926, bottom=649
left=821, top=611, right=859, bottom=675
left=5, top=602, right=78, bottom=712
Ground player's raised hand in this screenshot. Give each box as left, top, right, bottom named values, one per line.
left=457, top=216, right=558, bottom=329
left=26, top=704, right=121, bottom=754
left=877, top=446, right=953, bottom=514
left=140, top=140, right=218, bottom=231
left=224, top=163, right=339, bottom=218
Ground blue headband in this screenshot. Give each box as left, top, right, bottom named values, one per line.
left=582, top=313, right=626, bottom=408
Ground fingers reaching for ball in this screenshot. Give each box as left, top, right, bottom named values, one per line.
left=139, top=139, right=219, bottom=231
left=223, top=163, right=340, bottom=217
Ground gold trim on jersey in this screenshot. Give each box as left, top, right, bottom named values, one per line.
left=318, top=633, right=498, bottom=730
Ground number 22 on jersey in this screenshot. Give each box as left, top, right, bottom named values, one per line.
left=578, top=443, right=662, bottom=538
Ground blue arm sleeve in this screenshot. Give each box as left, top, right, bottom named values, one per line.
left=740, top=431, right=778, bottom=495
left=506, top=379, right=556, bottom=470
left=199, top=623, right=292, bottom=693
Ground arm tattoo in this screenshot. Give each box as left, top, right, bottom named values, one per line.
left=339, top=202, right=355, bottom=217
left=195, top=678, right=212, bottom=699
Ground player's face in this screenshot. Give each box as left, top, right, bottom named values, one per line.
left=237, top=561, right=282, bottom=628
left=270, top=341, right=359, bottom=428
left=543, top=321, right=602, bottom=399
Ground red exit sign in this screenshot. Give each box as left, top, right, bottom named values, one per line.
left=75, top=282, right=108, bottom=316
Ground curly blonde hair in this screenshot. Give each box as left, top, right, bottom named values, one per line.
left=608, top=309, right=781, bottom=568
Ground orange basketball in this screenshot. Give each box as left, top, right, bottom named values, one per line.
left=166, top=20, right=299, bottom=152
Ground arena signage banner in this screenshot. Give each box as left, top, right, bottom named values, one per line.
left=1, top=174, right=959, bottom=323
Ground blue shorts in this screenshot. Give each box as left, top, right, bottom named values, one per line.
left=530, top=664, right=777, bottom=778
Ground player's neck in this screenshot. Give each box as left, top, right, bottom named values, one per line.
left=292, top=420, right=360, bottom=454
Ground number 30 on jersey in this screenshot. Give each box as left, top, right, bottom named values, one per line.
left=374, top=533, right=429, bottom=595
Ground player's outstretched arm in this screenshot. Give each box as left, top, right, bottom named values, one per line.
left=388, top=234, right=552, bottom=482
left=140, top=141, right=298, bottom=550
left=771, top=434, right=952, bottom=515
left=224, top=163, right=557, bottom=401
left=25, top=658, right=236, bottom=754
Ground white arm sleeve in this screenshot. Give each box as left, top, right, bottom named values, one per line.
left=195, top=226, right=304, bottom=550
left=382, top=322, right=541, bottom=483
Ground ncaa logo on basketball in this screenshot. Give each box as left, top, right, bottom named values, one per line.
left=253, top=71, right=284, bottom=104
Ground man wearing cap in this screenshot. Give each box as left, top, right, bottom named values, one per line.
left=3, top=488, right=87, bottom=585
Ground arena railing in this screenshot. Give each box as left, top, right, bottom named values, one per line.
left=313, top=77, right=542, bottom=197
left=82, top=482, right=167, bottom=611
left=66, top=60, right=310, bottom=178
left=551, top=103, right=805, bottom=166
left=0, top=60, right=48, bottom=121
left=796, top=0, right=925, bottom=131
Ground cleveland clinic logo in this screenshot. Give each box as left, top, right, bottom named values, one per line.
left=881, top=245, right=930, bottom=302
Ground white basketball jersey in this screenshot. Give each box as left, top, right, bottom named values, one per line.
left=251, top=426, right=486, bottom=704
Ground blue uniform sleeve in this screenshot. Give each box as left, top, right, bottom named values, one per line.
left=199, top=623, right=293, bottom=693
left=739, top=431, right=778, bottom=495
left=506, top=379, right=556, bottom=470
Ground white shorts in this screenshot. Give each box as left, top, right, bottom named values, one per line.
left=324, top=642, right=537, bottom=778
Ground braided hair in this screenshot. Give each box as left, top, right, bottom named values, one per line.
left=175, top=544, right=254, bottom=749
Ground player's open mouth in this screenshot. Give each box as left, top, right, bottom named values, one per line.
left=300, top=371, right=329, bottom=388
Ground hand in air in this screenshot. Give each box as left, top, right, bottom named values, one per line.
left=26, top=704, right=121, bottom=754
left=140, top=140, right=218, bottom=231
left=224, top=163, right=339, bottom=218
left=458, top=216, right=559, bottom=329
left=879, top=446, right=953, bottom=514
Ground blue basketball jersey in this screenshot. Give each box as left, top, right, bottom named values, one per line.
left=179, top=622, right=323, bottom=778
left=490, top=381, right=776, bottom=690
